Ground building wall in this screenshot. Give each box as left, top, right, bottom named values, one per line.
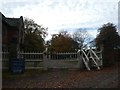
left=2, top=14, right=24, bottom=52
left=2, top=22, right=8, bottom=50
left=7, top=28, right=19, bottom=44
left=2, top=24, right=19, bottom=52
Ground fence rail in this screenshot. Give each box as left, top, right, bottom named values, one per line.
left=2, top=48, right=103, bottom=70
left=19, top=52, right=43, bottom=60
left=49, top=52, right=77, bottom=60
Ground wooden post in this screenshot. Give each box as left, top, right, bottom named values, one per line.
left=100, top=44, right=103, bottom=68
left=81, top=49, right=91, bottom=71
left=77, top=50, right=84, bottom=69
left=43, top=50, right=48, bottom=71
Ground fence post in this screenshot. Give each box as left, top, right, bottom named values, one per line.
left=77, top=50, right=83, bottom=69
left=43, top=51, right=48, bottom=70
left=100, top=45, right=104, bottom=67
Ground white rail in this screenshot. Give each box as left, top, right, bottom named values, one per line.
left=81, top=47, right=102, bottom=70
left=2, top=48, right=102, bottom=71
left=90, top=48, right=100, bottom=61
left=82, top=57, right=90, bottom=71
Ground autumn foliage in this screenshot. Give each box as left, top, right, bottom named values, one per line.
left=49, top=31, right=79, bottom=52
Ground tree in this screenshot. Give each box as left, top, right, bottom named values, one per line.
left=72, top=29, right=91, bottom=49
left=24, top=17, right=48, bottom=38
left=95, top=23, right=120, bottom=48
left=95, top=23, right=120, bottom=66
left=49, top=30, right=79, bottom=52
left=21, top=18, right=48, bottom=52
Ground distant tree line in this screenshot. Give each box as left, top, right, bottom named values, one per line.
left=21, top=18, right=91, bottom=52
left=21, top=18, right=120, bottom=55
left=47, top=30, right=91, bottom=53
left=20, top=17, right=120, bottom=66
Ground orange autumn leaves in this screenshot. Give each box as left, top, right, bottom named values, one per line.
left=50, top=34, right=74, bottom=52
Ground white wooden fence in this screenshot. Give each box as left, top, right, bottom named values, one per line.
left=2, top=48, right=103, bottom=71
left=81, top=48, right=102, bottom=70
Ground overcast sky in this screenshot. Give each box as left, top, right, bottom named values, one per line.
left=0, top=0, right=119, bottom=40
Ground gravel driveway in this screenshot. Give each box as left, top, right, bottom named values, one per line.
left=2, top=61, right=120, bottom=88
